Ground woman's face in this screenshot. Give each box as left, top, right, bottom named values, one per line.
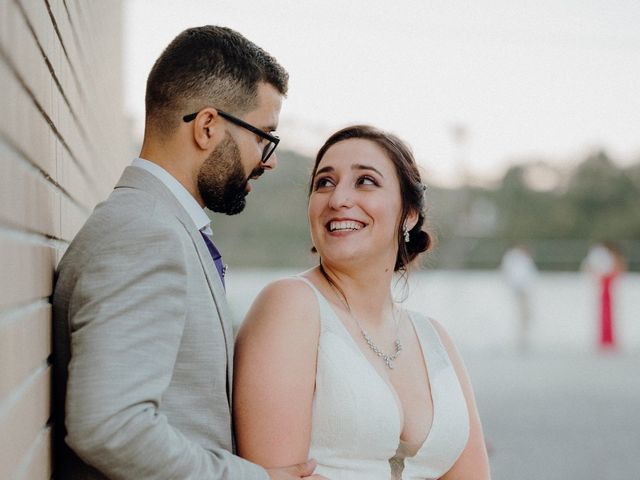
left=308, top=138, right=406, bottom=269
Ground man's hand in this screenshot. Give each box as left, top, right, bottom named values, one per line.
left=266, top=459, right=328, bottom=479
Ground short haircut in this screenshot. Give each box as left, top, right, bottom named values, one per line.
left=145, top=25, right=288, bottom=136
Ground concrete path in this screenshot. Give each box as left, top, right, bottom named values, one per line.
left=464, top=349, right=640, bottom=480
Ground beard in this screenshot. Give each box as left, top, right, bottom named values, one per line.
left=197, top=132, right=263, bottom=215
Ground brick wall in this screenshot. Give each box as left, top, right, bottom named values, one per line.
left=0, top=1, right=129, bottom=478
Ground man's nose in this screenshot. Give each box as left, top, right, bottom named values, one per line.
left=263, top=152, right=277, bottom=170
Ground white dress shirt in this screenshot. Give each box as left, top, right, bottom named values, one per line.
left=132, top=157, right=213, bottom=236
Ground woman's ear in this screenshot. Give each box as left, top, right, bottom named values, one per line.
left=404, top=209, right=419, bottom=231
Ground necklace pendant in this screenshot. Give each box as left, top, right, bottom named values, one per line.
left=322, top=271, right=403, bottom=371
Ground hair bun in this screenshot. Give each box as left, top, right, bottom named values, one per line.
left=408, top=229, right=431, bottom=256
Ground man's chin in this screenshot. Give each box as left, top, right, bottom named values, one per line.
left=206, top=195, right=247, bottom=215
left=224, top=205, right=245, bottom=216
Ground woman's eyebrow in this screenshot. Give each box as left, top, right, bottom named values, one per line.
left=314, top=166, right=335, bottom=176
left=352, top=164, right=384, bottom=177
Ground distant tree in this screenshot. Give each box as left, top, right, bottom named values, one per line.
left=496, top=165, right=546, bottom=241
left=625, top=161, right=640, bottom=190
left=207, top=148, right=640, bottom=271
left=564, top=151, right=640, bottom=240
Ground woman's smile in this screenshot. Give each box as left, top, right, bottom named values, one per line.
left=327, top=219, right=366, bottom=233
left=309, top=138, right=404, bottom=266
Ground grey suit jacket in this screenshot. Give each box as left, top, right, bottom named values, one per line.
left=52, top=166, right=268, bottom=480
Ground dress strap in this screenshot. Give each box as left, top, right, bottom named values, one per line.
left=407, top=311, right=451, bottom=373
left=293, top=276, right=339, bottom=328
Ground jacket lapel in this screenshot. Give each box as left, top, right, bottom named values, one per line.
left=114, top=166, right=235, bottom=404
left=189, top=229, right=235, bottom=402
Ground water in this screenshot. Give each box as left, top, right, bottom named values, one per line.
left=226, top=269, right=640, bottom=354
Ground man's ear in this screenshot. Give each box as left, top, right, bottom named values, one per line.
left=191, top=108, right=223, bottom=150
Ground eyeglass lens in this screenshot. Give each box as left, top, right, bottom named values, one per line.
left=262, top=142, right=276, bottom=162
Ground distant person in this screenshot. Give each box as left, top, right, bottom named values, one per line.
left=500, top=244, right=538, bottom=352
left=52, top=26, right=325, bottom=480
left=234, top=125, right=491, bottom=479
left=582, top=241, right=626, bottom=349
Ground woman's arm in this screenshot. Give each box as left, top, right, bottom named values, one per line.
left=431, top=319, right=492, bottom=480
left=234, top=278, right=321, bottom=468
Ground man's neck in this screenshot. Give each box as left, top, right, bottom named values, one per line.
left=139, top=141, right=204, bottom=207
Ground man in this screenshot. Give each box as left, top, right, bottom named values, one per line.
left=53, top=26, right=324, bottom=479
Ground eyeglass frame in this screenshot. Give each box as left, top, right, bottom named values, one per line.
left=182, top=108, right=280, bottom=163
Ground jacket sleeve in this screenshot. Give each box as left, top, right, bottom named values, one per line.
left=63, top=220, right=269, bottom=480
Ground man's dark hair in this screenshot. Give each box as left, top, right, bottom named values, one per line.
left=145, top=25, right=288, bottom=135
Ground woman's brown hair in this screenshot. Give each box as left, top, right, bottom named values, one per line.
left=309, top=125, right=433, bottom=271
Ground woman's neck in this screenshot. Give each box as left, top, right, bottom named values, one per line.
left=317, top=261, right=396, bottom=328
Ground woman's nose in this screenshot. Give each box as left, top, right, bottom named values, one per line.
left=328, top=183, right=354, bottom=209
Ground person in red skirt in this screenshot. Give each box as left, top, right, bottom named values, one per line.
left=583, top=242, right=626, bottom=349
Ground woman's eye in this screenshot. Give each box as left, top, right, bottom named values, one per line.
left=314, top=177, right=334, bottom=189
left=357, top=176, right=378, bottom=186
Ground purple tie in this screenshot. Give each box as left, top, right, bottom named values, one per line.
left=200, top=231, right=225, bottom=289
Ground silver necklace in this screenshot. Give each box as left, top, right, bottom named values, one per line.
left=322, top=270, right=403, bottom=369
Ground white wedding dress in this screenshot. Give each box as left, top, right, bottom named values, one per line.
left=298, top=278, right=469, bottom=480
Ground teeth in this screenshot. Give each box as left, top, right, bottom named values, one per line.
left=329, top=220, right=363, bottom=232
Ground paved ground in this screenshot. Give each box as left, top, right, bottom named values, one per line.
left=464, top=349, right=640, bottom=480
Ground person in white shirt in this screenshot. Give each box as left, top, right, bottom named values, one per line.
left=500, top=244, right=538, bottom=352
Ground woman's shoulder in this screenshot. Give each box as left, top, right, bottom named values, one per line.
left=239, top=274, right=322, bottom=335
left=255, top=275, right=320, bottom=309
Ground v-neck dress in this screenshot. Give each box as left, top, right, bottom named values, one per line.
left=297, top=278, right=469, bottom=480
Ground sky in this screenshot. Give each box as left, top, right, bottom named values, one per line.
left=123, top=0, right=640, bottom=186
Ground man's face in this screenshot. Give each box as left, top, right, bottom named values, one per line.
left=197, top=83, right=283, bottom=215
left=197, top=132, right=248, bottom=214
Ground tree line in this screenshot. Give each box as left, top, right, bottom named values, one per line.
left=212, top=149, right=640, bottom=271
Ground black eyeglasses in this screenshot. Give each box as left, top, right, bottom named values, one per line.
left=183, top=108, right=279, bottom=163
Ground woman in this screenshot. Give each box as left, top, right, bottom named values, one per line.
left=234, top=125, right=491, bottom=479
